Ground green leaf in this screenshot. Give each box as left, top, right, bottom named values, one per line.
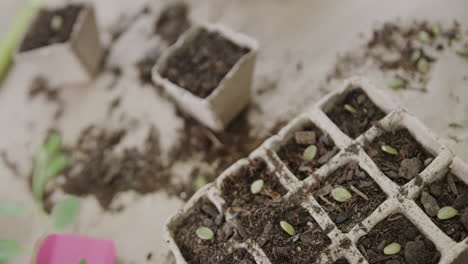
left=456, top=48, right=468, bottom=57
left=44, top=133, right=62, bottom=158
left=250, top=179, right=264, bottom=194
left=437, top=206, right=458, bottom=220
left=52, top=196, right=80, bottom=230
left=381, top=144, right=399, bottom=155
left=0, top=201, right=29, bottom=217
left=383, top=242, right=401, bottom=255
left=432, top=23, right=442, bottom=36
left=419, top=31, right=432, bottom=43
left=44, top=154, right=68, bottom=182
left=280, top=221, right=296, bottom=236
left=344, top=104, right=358, bottom=114
left=417, top=58, right=430, bottom=74
left=0, top=238, right=21, bottom=261
left=388, top=78, right=404, bottom=90
left=196, top=227, right=214, bottom=240
left=331, top=187, right=352, bottom=202
left=78, top=259, right=87, bottom=264
left=302, top=145, right=317, bottom=161
left=32, top=148, right=48, bottom=200
left=411, top=50, right=421, bottom=62
left=194, top=175, right=208, bottom=191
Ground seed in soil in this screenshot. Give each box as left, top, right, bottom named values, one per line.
left=381, top=144, right=398, bottom=155
left=417, top=58, right=430, bottom=74
left=250, top=179, right=264, bottom=194
left=437, top=206, right=458, bottom=220
left=325, top=88, right=386, bottom=139
left=383, top=242, right=401, bottom=255
left=331, top=187, right=352, bottom=202
left=280, top=220, right=296, bottom=236
left=277, top=122, right=338, bottom=180
left=302, top=145, right=317, bottom=161
left=196, top=226, right=214, bottom=240
left=388, top=78, right=404, bottom=89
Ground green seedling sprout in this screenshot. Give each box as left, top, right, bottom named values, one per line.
left=194, top=175, right=208, bottom=191
left=419, top=31, right=432, bottom=43
left=388, top=78, right=404, bottom=90
left=456, top=48, right=468, bottom=57
left=432, top=23, right=442, bottom=36
left=411, top=50, right=421, bottom=62
left=381, top=144, right=399, bottom=155
left=417, top=58, right=430, bottom=74
left=383, top=242, right=401, bottom=255
left=78, top=259, right=87, bottom=264
left=0, top=0, right=44, bottom=83
left=344, top=104, right=358, bottom=114
left=50, top=15, right=63, bottom=31
left=196, top=227, right=214, bottom=240
left=303, top=145, right=317, bottom=161
left=250, top=179, right=264, bottom=194
left=280, top=221, right=296, bottom=236
left=331, top=187, right=352, bottom=202
left=437, top=206, right=458, bottom=220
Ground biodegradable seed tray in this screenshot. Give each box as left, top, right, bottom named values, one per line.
left=165, top=76, right=468, bottom=264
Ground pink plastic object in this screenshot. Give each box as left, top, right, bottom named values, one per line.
left=36, top=233, right=115, bottom=264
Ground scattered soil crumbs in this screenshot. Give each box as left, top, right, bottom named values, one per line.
left=358, top=214, right=440, bottom=264
left=161, top=29, right=250, bottom=98
left=276, top=122, right=339, bottom=180
left=326, top=88, right=386, bottom=139
left=326, top=21, right=462, bottom=92
left=20, top=5, right=84, bottom=52
left=335, top=259, right=350, bottom=264
left=364, top=129, right=434, bottom=186
left=221, top=159, right=287, bottom=213
left=174, top=198, right=255, bottom=264
left=155, top=2, right=191, bottom=45
left=312, top=162, right=387, bottom=232
left=237, top=201, right=331, bottom=264
left=416, top=171, right=468, bottom=242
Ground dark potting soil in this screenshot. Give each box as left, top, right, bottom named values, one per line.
left=221, top=159, right=287, bottom=213
left=161, top=29, right=250, bottom=98
left=173, top=198, right=255, bottom=264
left=276, top=122, right=339, bottom=180
left=20, top=5, right=84, bottom=52
left=325, top=88, right=386, bottom=139
left=335, top=259, right=350, bottom=264
left=358, top=214, right=440, bottom=264
left=238, top=201, right=331, bottom=264
left=364, top=129, right=434, bottom=186
left=416, top=171, right=468, bottom=242
left=312, top=162, right=387, bottom=232
left=155, top=2, right=190, bottom=45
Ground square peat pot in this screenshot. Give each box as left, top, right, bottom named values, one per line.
left=16, top=3, right=104, bottom=87
left=153, top=23, right=258, bottom=131
left=36, top=234, right=115, bottom=264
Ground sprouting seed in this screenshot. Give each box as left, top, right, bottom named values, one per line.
left=381, top=144, right=399, bottom=155
left=296, top=246, right=302, bottom=252
left=432, top=23, right=442, bottom=36
left=383, top=242, right=401, bottom=255
left=196, top=226, right=214, bottom=240
left=456, top=48, right=468, bottom=57
left=344, top=104, right=358, bottom=114
left=250, top=179, right=264, bottom=194
left=331, top=187, right=352, bottom=202
left=388, top=78, right=404, bottom=90
left=411, top=50, right=421, bottom=62
left=417, top=58, right=430, bottom=74
left=419, top=31, right=432, bottom=43
left=280, top=221, right=296, bottom=236
left=194, top=175, right=208, bottom=191
left=302, top=145, right=317, bottom=161
left=437, top=206, right=458, bottom=220
left=50, top=15, right=63, bottom=31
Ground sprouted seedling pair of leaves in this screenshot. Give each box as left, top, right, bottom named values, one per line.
left=437, top=206, right=458, bottom=220
left=331, top=187, right=352, bottom=202
left=381, top=144, right=399, bottom=156
left=196, top=226, right=214, bottom=240
left=0, top=133, right=80, bottom=262
left=384, top=242, right=401, bottom=255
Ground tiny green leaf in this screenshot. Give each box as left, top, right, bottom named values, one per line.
left=194, top=175, right=208, bottom=191
left=52, top=196, right=80, bottom=230
left=250, top=179, right=264, bottom=194
left=280, top=220, right=296, bottom=236
left=302, top=145, right=317, bottom=161
left=419, top=31, right=432, bottom=43
left=44, top=153, right=68, bottom=182
left=381, top=144, right=399, bottom=155
left=432, top=23, right=442, bottom=36
left=383, top=242, right=401, bottom=255
left=0, top=238, right=21, bottom=261
left=456, top=48, right=468, bottom=57
left=44, top=133, right=62, bottom=157
left=411, top=50, right=421, bottom=62
left=50, top=15, right=63, bottom=31
left=331, top=187, right=352, bottom=202
left=437, top=206, right=458, bottom=220
left=344, top=104, right=358, bottom=114
left=388, top=78, right=404, bottom=90
left=0, top=201, right=30, bottom=217
left=417, top=58, right=430, bottom=74
left=78, top=259, right=87, bottom=264
left=196, top=227, right=214, bottom=240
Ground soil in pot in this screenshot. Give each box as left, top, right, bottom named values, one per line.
left=237, top=201, right=331, bottom=264
left=416, top=171, right=468, bottom=242
left=161, top=29, right=250, bottom=98
left=276, top=122, right=339, bottom=180
left=364, top=129, right=434, bottom=186
left=20, top=4, right=84, bottom=52
left=335, top=259, right=350, bottom=264
left=325, top=88, right=386, bottom=139
left=174, top=197, right=255, bottom=264
left=312, top=161, right=387, bottom=232
left=358, top=213, right=440, bottom=264
left=221, top=159, right=287, bottom=213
